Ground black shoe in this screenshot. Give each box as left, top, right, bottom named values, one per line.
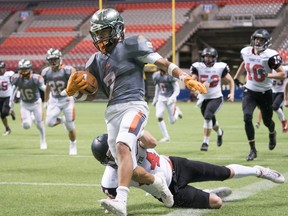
left=217, top=129, right=224, bottom=147
left=246, top=150, right=257, bottom=161
left=269, top=131, right=276, bottom=150
left=201, top=143, right=208, bottom=151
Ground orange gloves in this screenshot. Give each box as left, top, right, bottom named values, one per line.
left=181, top=74, right=207, bottom=94
left=65, top=71, right=88, bottom=96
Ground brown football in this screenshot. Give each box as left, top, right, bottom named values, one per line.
left=77, top=70, right=98, bottom=95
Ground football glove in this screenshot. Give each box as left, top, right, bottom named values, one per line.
left=234, top=78, right=245, bottom=88
left=65, top=71, right=88, bottom=96
left=167, top=97, right=176, bottom=105
left=256, top=68, right=268, bottom=77
left=182, top=75, right=207, bottom=94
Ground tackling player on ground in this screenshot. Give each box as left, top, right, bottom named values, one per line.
left=92, top=130, right=285, bottom=211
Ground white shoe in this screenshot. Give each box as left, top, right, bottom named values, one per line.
left=40, top=142, right=47, bottom=150
left=154, top=172, right=174, bottom=207
left=254, top=165, right=285, bottom=184
left=100, top=199, right=127, bottom=216
left=3, top=129, right=11, bottom=136
left=69, top=142, right=77, bottom=156
left=204, top=187, right=232, bottom=199
left=159, top=137, right=170, bottom=142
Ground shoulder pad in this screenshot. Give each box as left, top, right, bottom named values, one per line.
left=85, top=53, right=98, bottom=71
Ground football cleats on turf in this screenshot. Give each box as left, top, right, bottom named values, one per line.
left=90, top=8, right=124, bottom=54
left=0, top=60, right=6, bottom=75
left=18, top=59, right=32, bottom=78
left=250, top=29, right=271, bottom=53
left=46, top=48, right=62, bottom=70
left=91, top=133, right=118, bottom=168
left=201, top=47, right=218, bottom=67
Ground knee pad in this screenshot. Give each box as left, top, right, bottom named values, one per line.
left=157, top=117, right=163, bottom=122
left=22, top=122, right=31, bottom=129
left=65, top=121, right=75, bottom=131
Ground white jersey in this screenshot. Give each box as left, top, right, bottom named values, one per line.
left=190, top=62, right=229, bottom=100
left=241, top=46, right=282, bottom=92
left=101, top=142, right=173, bottom=198
left=0, top=71, right=15, bottom=98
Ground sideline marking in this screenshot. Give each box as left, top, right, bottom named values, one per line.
left=166, top=172, right=288, bottom=216
left=0, top=182, right=101, bottom=187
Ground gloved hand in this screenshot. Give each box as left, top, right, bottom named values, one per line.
left=256, top=68, right=268, bottom=77
left=234, top=78, right=245, bottom=88
left=65, top=71, right=89, bottom=96
left=180, top=74, right=207, bottom=94
left=167, top=97, right=176, bottom=105
left=152, top=98, right=157, bottom=106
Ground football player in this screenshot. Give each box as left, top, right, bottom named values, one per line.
left=10, top=59, right=47, bottom=149
left=152, top=68, right=183, bottom=142
left=92, top=131, right=285, bottom=211
left=190, top=47, right=235, bottom=151
left=0, top=60, right=15, bottom=135
left=41, top=48, right=77, bottom=155
left=234, top=29, right=286, bottom=161
left=62, top=8, right=206, bottom=216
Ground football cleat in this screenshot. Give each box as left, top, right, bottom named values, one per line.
left=254, top=165, right=285, bottom=184
left=3, top=129, right=11, bottom=136
left=268, top=131, right=276, bottom=150
left=154, top=172, right=174, bottom=207
left=204, top=187, right=232, bottom=199
left=246, top=149, right=257, bottom=161
left=176, top=106, right=183, bottom=119
left=69, top=142, right=77, bottom=156
left=40, top=142, right=47, bottom=150
left=159, top=137, right=170, bottom=143
left=217, top=129, right=224, bottom=147
left=200, top=142, right=208, bottom=151
left=100, top=199, right=127, bottom=216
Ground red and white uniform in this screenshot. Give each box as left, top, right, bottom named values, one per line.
left=101, top=142, right=172, bottom=198
left=0, top=71, right=14, bottom=98
left=190, top=62, right=228, bottom=100
left=241, top=47, right=281, bottom=92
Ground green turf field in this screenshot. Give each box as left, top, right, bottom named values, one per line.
left=0, top=102, right=287, bottom=216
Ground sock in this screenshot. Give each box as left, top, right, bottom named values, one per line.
left=217, top=128, right=223, bottom=136
left=249, top=140, right=256, bottom=151
left=115, top=186, right=129, bottom=203
left=203, top=136, right=209, bottom=144
left=226, top=164, right=260, bottom=178
left=158, top=120, right=169, bottom=138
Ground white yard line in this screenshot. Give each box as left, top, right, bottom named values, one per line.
left=0, top=182, right=101, bottom=187
left=166, top=171, right=288, bottom=216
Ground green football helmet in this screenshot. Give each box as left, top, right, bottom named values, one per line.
left=18, top=59, right=33, bottom=78
left=46, top=48, right=62, bottom=70
left=89, top=8, right=124, bottom=54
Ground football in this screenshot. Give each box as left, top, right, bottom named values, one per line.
left=77, top=70, right=98, bottom=95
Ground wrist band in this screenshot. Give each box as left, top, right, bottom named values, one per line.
left=168, top=63, right=178, bottom=76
